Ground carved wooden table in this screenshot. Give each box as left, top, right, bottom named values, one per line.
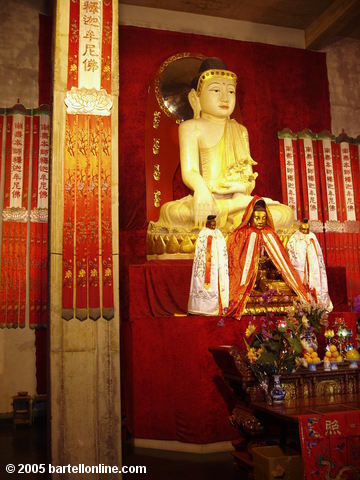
left=209, top=345, right=360, bottom=477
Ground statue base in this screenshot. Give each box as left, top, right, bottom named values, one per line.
left=244, top=287, right=296, bottom=315
left=146, top=221, right=296, bottom=259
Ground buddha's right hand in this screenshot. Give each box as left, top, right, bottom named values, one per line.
left=193, top=188, right=216, bottom=227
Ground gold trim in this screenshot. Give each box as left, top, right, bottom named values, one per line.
left=146, top=224, right=294, bottom=259
left=196, top=69, right=237, bottom=95
left=154, top=190, right=161, bottom=208
left=154, top=52, right=205, bottom=118
left=30, top=208, right=48, bottom=223
left=153, top=164, right=160, bottom=181
left=152, top=138, right=160, bottom=155
left=316, top=380, right=341, bottom=396
left=2, top=207, right=28, bottom=223
left=153, top=111, right=161, bottom=129
left=65, top=87, right=112, bottom=116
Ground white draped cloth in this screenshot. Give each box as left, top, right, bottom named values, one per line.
left=287, top=230, right=333, bottom=312
left=188, top=228, right=229, bottom=315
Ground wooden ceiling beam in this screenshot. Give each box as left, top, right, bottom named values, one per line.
left=305, top=0, right=360, bottom=49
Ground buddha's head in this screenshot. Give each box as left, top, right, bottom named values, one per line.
left=206, top=214, right=217, bottom=230
left=299, top=218, right=310, bottom=234
left=188, top=58, right=237, bottom=120
left=250, top=200, right=267, bottom=230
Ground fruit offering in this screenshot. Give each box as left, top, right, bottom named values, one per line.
left=324, top=344, right=343, bottom=362
left=346, top=348, right=360, bottom=361
left=304, top=347, right=321, bottom=363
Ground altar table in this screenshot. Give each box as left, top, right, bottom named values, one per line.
left=253, top=395, right=360, bottom=480
left=122, top=261, right=354, bottom=445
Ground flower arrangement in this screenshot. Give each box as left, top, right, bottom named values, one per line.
left=244, top=294, right=330, bottom=382
left=354, top=295, right=360, bottom=341
left=244, top=311, right=303, bottom=379
left=291, top=297, right=329, bottom=333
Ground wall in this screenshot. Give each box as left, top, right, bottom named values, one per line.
left=119, top=4, right=360, bottom=140
left=325, top=37, right=360, bottom=138
left=0, top=0, right=48, bottom=413
left=0, top=1, right=359, bottom=414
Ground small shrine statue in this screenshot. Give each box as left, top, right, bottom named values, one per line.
left=151, top=57, right=294, bottom=245
left=226, top=197, right=308, bottom=319
left=188, top=215, right=229, bottom=316
left=287, top=219, right=333, bottom=312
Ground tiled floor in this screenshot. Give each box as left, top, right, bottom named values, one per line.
left=0, top=419, right=49, bottom=479
left=0, top=420, right=245, bottom=479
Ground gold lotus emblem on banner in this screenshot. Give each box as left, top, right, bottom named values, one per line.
left=65, top=87, right=112, bottom=116
left=30, top=208, right=48, bottom=223
left=2, top=207, right=28, bottom=223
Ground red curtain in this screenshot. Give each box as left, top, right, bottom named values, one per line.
left=118, top=27, right=333, bottom=440
left=119, top=25, right=331, bottom=257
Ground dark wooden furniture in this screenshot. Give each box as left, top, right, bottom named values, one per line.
left=12, top=392, right=32, bottom=426
left=209, top=345, right=360, bottom=476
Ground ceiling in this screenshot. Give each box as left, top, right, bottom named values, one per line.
left=119, top=0, right=360, bottom=49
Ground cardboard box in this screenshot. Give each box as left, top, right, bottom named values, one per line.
left=252, top=445, right=302, bottom=480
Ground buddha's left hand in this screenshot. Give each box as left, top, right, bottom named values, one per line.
left=212, top=182, right=247, bottom=194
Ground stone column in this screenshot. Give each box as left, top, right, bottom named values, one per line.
left=50, top=1, right=121, bottom=478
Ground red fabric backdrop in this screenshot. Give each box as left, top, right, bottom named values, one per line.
left=119, top=25, right=331, bottom=237
left=119, top=25, right=332, bottom=319
left=119, top=26, right=332, bottom=441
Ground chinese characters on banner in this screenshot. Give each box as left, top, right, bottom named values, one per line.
left=29, top=108, right=50, bottom=328
left=317, top=134, right=343, bottom=225
left=278, top=129, right=360, bottom=305
left=278, top=130, right=302, bottom=220
left=63, top=0, right=114, bottom=321
left=0, top=105, right=49, bottom=328
left=297, top=131, right=323, bottom=230
left=298, top=412, right=360, bottom=480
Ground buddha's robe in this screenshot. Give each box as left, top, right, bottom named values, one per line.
left=227, top=197, right=308, bottom=319
left=156, top=119, right=294, bottom=233
left=188, top=227, right=229, bottom=315
left=287, top=230, right=333, bottom=312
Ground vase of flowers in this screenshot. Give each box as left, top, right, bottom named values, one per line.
left=292, top=298, right=329, bottom=352
left=271, top=374, right=286, bottom=404
left=244, top=297, right=303, bottom=403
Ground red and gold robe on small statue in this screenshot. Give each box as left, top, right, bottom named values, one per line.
left=227, top=196, right=309, bottom=319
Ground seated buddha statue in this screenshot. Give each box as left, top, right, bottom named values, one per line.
left=226, top=197, right=309, bottom=319
left=147, top=57, right=294, bottom=256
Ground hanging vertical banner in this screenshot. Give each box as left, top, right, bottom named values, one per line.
left=98, top=115, right=113, bottom=319
left=29, top=107, right=50, bottom=328
left=298, top=130, right=323, bottom=231
left=74, top=114, right=89, bottom=320
left=278, top=129, right=302, bottom=220
left=0, top=106, right=30, bottom=328
left=62, top=114, right=77, bottom=320
left=63, top=0, right=113, bottom=320
left=339, top=141, right=360, bottom=231
left=0, top=112, right=4, bottom=182
left=317, top=132, right=344, bottom=232
left=87, top=116, right=101, bottom=319
left=349, top=144, right=360, bottom=221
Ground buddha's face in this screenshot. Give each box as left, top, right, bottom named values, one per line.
left=199, top=77, right=236, bottom=119
left=300, top=223, right=310, bottom=234
left=250, top=210, right=267, bottom=230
